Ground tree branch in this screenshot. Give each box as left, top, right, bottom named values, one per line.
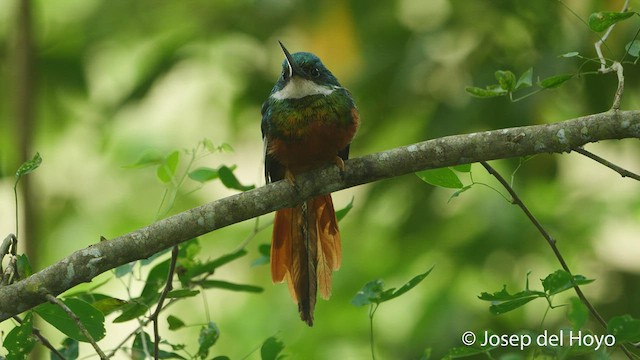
left=0, top=109, right=639, bottom=321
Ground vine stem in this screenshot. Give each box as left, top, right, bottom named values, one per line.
left=479, top=161, right=635, bottom=360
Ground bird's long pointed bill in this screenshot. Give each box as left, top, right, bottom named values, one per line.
left=278, top=41, right=304, bottom=78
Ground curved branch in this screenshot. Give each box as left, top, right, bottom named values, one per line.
left=0, top=109, right=639, bottom=321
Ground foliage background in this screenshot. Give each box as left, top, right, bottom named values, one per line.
left=1, top=0, right=639, bottom=358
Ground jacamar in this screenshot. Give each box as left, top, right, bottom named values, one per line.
left=261, top=42, right=360, bottom=326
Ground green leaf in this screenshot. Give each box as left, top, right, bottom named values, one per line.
left=352, top=268, right=433, bottom=306
left=416, top=168, right=464, bottom=189
left=607, top=315, right=640, bottom=342
left=90, top=296, right=128, bottom=316
left=188, top=167, right=219, bottom=183
left=131, top=331, right=152, bottom=360
left=167, top=289, right=200, bottom=298
left=379, top=266, right=434, bottom=303
left=465, top=86, right=507, bottom=98
left=197, top=322, right=220, bottom=358
left=452, top=163, right=471, bottom=173
left=16, top=254, right=32, bottom=279
left=167, top=315, right=186, bottom=331
left=34, top=299, right=106, bottom=342
left=352, top=279, right=385, bottom=306
left=448, top=185, right=473, bottom=202
left=539, top=74, right=573, bottom=89
left=4, top=312, right=36, bottom=360
left=261, top=336, right=285, bottom=360
left=124, top=150, right=163, bottom=169
left=113, top=301, right=149, bottom=323
left=478, top=285, right=544, bottom=315
left=489, top=297, right=539, bottom=315
left=55, top=337, right=79, bottom=360
left=156, top=150, right=180, bottom=183
left=15, top=153, right=42, bottom=180
left=567, top=297, right=588, bottom=330
left=218, top=165, right=255, bottom=191
left=198, top=280, right=263, bottom=293
left=588, top=11, right=635, bottom=32
left=541, top=270, right=594, bottom=296
left=219, top=143, right=234, bottom=152
left=626, top=40, right=640, bottom=57
left=184, top=249, right=247, bottom=279
left=495, top=70, right=516, bottom=91
left=515, top=68, right=533, bottom=90
left=140, top=259, right=172, bottom=301
left=251, top=243, right=271, bottom=267
left=335, top=197, right=354, bottom=221
left=560, top=52, right=580, bottom=58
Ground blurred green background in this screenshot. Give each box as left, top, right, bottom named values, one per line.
left=1, top=0, right=639, bottom=358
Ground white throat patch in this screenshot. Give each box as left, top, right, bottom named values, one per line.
left=271, top=77, right=337, bottom=100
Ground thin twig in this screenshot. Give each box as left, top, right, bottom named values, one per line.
left=574, top=147, right=640, bottom=181
left=151, top=245, right=179, bottom=360
left=480, top=161, right=635, bottom=359
left=593, top=0, right=629, bottom=110
left=12, top=315, right=66, bottom=359
left=45, top=294, right=108, bottom=360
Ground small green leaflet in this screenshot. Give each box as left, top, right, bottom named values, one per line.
left=515, top=68, right=533, bottom=90
left=167, top=315, right=186, bottom=331
left=55, top=338, right=79, bottom=360
left=352, top=266, right=434, bottom=306
left=567, top=297, right=588, bottom=330
left=560, top=51, right=580, bottom=58
left=588, top=11, right=635, bottom=32
left=218, top=165, right=255, bottom=191
left=188, top=167, right=219, bottom=182
left=124, top=149, right=163, bottom=168
left=261, top=336, right=285, bottom=360
left=167, top=289, right=200, bottom=299
left=15, top=153, right=42, bottom=179
left=197, top=322, right=220, bottom=359
left=495, top=70, right=516, bottom=92
left=335, top=197, right=354, bottom=221
left=607, top=315, right=640, bottom=342
left=156, top=150, right=180, bottom=184
left=541, top=269, right=594, bottom=296
left=416, top=168, right=463, bottom=189
left=465, top=85, right=507, bottom=98
left=626, top=40, right=640, bottom=58
left=539, top=74, right=574, bottom=89
left=478, top=285, right=543, bottom=315
left=197, top=280, right=263, bottom=293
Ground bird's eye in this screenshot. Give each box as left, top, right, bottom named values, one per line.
left=311, top=68, right=320, bottom=78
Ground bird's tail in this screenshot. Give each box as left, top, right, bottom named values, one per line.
left=271, top=194, right=342, bottom=326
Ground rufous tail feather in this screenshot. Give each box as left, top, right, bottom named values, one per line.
left=271, top=194, right=341, bottom=326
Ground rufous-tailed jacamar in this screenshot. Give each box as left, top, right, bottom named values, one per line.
left=261, top=42, right=359, bottom=326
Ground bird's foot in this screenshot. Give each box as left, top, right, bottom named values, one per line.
left=333, top=156, right=346, bottom=179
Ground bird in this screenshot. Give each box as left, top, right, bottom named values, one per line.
left=261, top=41, right=360, bottom=326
